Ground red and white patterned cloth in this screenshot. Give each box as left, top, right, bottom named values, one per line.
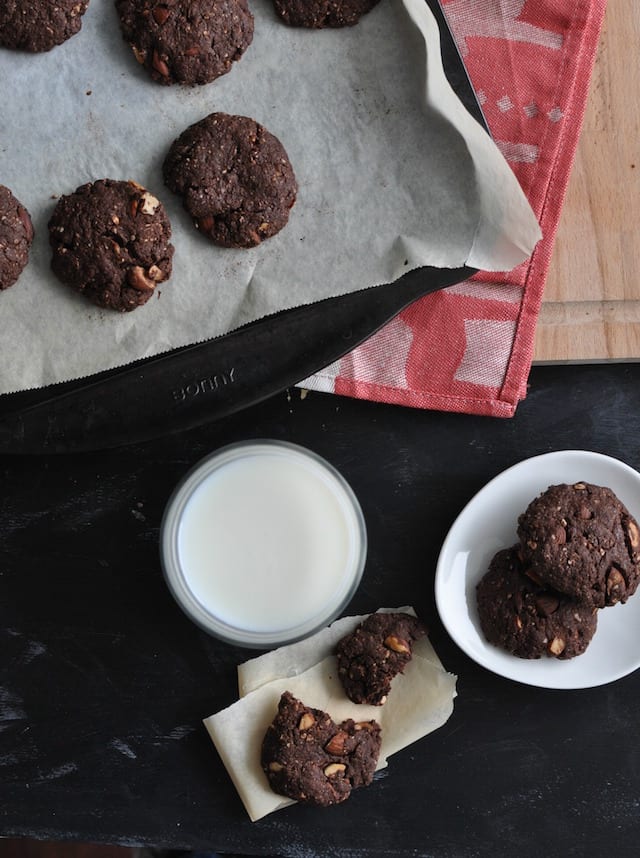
left=304, top=0, right=607, bottom=417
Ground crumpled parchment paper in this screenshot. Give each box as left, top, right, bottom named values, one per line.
left=0, top=0, right=541, bottom=394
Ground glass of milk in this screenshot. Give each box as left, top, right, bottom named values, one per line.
left=160, top=440, right=367, bottom=647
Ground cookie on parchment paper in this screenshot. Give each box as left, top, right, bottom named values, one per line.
left=0, top=0, right=90, bottom=52
left=261, top=691, right=381, bottom=806
left=517, top=482, right=640, bottom=608
left=0, top=185, right=34, bottom=291
left=163, top=112, right=297, bottom=248
left=336, top=611, right=427, bottom=705
left=476, top=545, right=598, bottom=660
left=48, top=178, right=174, bottom=312
left=115, top=0, right=254, bottom=86
left=272, top=0, right=381, bottom=28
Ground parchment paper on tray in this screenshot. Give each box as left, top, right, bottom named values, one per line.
left=204, top=609, right=457, bottom=821
left=0, top=0, right=541, bottom=395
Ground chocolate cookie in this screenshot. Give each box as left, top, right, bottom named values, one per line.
left=0, top=0, right=89, bottom=52
left=0, top=185, right=33, bottom=291
left=115, top=0, right=254, bottom=86
left=163, top=112, right=297, bottom=248
left=476, top=546, right=598, bottom=660
left=48, top=179, right=174, bottom=312
left=336, top=612, right=427, bottom=705
left=261, top=691, right=381, bottom=806
left=517, top=482, right=640, bottom=608
left=272, top=0, right=381, bottom=28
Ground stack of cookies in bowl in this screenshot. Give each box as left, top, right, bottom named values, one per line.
left=477, top=482, right=640, bottom=660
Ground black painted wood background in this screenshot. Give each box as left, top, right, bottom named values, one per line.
left=1, top=363, right=639, bottom=858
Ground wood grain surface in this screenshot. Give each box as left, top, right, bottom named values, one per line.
left=534, top=0, right=640, bottom=362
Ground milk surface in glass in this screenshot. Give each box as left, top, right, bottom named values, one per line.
left=177, top=449, right=357, bottom=633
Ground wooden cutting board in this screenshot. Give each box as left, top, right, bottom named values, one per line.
left=533, top=0, right=640, bottom=362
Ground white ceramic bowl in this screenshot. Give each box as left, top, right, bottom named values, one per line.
left=160, top=440, right=367, bottom=648
left=435, top=450, right=640, bottom=689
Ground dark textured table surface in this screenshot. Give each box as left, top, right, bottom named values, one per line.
left=2, top=362, right=639, bottom=858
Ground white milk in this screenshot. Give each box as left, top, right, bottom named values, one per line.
left=161, top=441, right=367, bottom=646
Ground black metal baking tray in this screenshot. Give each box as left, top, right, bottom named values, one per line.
left=0, top=0, right=485, bottom=454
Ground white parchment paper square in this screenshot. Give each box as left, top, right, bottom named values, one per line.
left=0, top=0, right=540, bottom=394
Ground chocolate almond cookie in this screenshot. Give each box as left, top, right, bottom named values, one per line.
left=476, top=546, right=598, bottom=660
left=0, top=0, right=89, bottom=52
left=0, top=185, right=33, bottom=291
left=272, top=0, right=381, bottom=28
left=517, top=482, right=640, bottom=608
left=115, top=0, right=254, bottom=86
left=48, top=179, right=174, bottom=312
left=261, top=691, right=381, bottom=806
left=163, top=112, right=297, bottom=248
left=336, top=612, right=427, bottom=705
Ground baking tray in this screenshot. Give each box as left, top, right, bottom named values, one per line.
left=0, top=0, right=486, bottom=454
